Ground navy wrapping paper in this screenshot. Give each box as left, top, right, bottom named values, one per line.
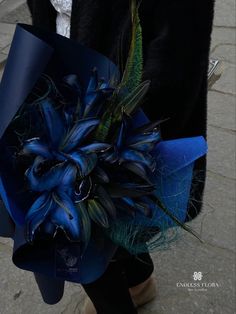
left=0, top=24, right=119, bottom=285
left=0, top=24, right=207, bottom=291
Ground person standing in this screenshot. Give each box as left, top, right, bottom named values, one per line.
left=7, top=0, right=214, bottom=313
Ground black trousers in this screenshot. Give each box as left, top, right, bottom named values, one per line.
left=82, top=247, right=154, bottom=314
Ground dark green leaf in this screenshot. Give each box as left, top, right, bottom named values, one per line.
left=87, top=199, right=109, bottom=228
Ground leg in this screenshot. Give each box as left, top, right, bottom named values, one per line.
left=82, top=255, right=137, bottom=314
left=116, top=248, right=157, bottom=307
left=121, top=250, right=154, bottom=288
left=0, top=201, right=15, bottom=238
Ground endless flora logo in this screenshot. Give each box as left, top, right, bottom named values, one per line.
left=193, top=271, right=203, bottom=281
left=176, top=271, right=220, bottom=292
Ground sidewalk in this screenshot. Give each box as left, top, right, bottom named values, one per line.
left=0, top=1, right=235, bottom=313
left=0, top=0, right=30, bottom=75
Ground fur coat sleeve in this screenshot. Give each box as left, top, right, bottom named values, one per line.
left=27, top=0, right=215, bottom=221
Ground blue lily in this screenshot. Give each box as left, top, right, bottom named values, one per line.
left=23, top=99, right=111, bottom=242
left=81, top=69, right=114, bottom=118
left=101, top=113, right=161, bottom=175
left=62, top=71, right=114, bottom=120
left=25, top=158, right=80, bottom=242
left=24, top=99, right=111, bottom=177
left=97, top=113, right=161, bottom=220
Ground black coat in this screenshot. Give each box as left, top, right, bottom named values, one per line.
left=27, top=0, right=215, bottom=221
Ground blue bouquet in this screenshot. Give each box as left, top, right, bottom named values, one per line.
left=0, top=4, right=207, bottom=286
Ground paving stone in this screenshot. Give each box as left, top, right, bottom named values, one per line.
left=208, top=91, right=236, bottom=131
left=0, top=22, right=15, bottom=49
left=0, top=0, right=26, bottom=20
left=0, top=248, right=85, bottom=314
left=140, top=236, right=235, bottom=314
left=0, top=52, right=7, bottom=64
left=0, top=3, right=31, bottom=25
left=1, top=43, right=11, bottom=55
left=211, top=27, right=236, bottom=51
left=213, top=0, right=236, bottom=27
left=0, top=67, right=4, bottom=81
left=211, top=62, right=236, bottom=95
left=195, top=172, right=236, bottom=252
left=211, top=44, right=236, bottom=65
left=207, top=125, right=235, bottom=180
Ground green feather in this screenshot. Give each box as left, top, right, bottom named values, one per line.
left=113, top=80, right=150, bottom=120
left=151, top=196, right=204, bottom=243
left=95, top=0, right=144, bottom=139
left=120, top=0, right=143, bottom=92
left=94, top=111, right=112, bottom=141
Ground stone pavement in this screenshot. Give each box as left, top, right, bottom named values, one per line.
left=0, top=1, right=235, bottom=313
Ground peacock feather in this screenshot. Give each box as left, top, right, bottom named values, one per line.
left=95, top=0, right=146, bottom=141
left=119, top=0, right=143, bottom=93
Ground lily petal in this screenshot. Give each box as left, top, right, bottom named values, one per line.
left=25, top=192, right=53, bottom=242
left=126, top=131, right=160, bottom=149
left=26, top=160, right=75, bottom=192
left=123, top=162, right=152, bottom=184
left=40, top=99, right=65, bottom=147
left=23, top=138, right=53, bottom=159
left=50, top=192, right=80, bottom=241
left=107, top=182, right=155, bottom=198
left=69, top=152, right=97, bottom=177
left=122, top=197, right=137, bottom=209
left=132, top=118, right=168, bottom=135
left=116, top=120, right=125, bottom=149
left=120, top=149, right=155, bottom=170
left=61, top=118, right=100, bottom=152
left=93, top=166, right=110, bottom=183
left=80, top=143, right=111, bottom=154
